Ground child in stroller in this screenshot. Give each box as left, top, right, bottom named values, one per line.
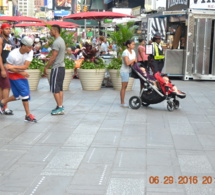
left=129, top=63, right=186, bottom=111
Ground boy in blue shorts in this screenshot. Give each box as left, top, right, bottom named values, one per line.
left=0, top=36, right=37, bottom=122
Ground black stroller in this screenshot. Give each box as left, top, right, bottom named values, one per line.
left=129, top=66, right=186, bottom=111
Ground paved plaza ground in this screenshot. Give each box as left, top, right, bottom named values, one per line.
left=0, top=78, right=215, bottom=195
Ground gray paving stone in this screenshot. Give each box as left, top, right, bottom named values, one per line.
left=113, top=149, right=146, bottom=173
left=119, top=135, right=146, bottom=149
left=67, top=163, right=111, bottom=192
left=18, top=146, right=58, bottom=163
left=172, top=135, right=203, bottom=150
left=190, top=122, right=215, bottom=135
left=100, top=120, right=124, bottom=131
left=0, top=150, right=26, bottom=172
left=106, top=178, right=145, bottom=195
left=1, top=78, right=215, bottom=194
left=64, top=134, right=95, bottom=147
left=41, top=150, right=85, bottom=176
left=91, top=131, right=121, bottom=148
left=169, top=123, right=195, bottom=135
left=0, top=162, right=44, bottom=192
left=82, top=147, right=117, bottom=164
left=197, top=135, right=215, bottom=150
left=9, top=132, right=45, bottom=145
left=147, top=188, right=185, bottom=195
left=24, top=176, right=72, bottom=195
left=36, top=132, right=72, bottom=146
left=178, top=154, right=214, bottom=174
left=147, top=149, right=179, bottom=166
left=73, top=123, right=100, bottom=135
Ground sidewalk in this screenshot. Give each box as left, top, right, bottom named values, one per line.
left=0, top=78, right=215, bottom=195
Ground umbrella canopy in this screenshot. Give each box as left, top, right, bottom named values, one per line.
left=63, top=11, right=135, bottom=20
left=14, top=23, right=46, bottom=27
left=45, top=21, right=78, bottom=27
left=0, top=16, right=43, bottom=22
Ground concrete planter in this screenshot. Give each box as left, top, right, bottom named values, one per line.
left=47, top=69, right=74, bottom=91
left=78, top=69, right=105, bottom=91
left=109, top=69, right=134, bottom=91
left=26, top=69, right=41, bottom=91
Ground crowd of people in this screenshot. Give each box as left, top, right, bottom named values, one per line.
left=0, top=21, right=185, bottom=122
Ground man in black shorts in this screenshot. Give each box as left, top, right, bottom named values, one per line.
left=44, top=25, right=66, bottom=115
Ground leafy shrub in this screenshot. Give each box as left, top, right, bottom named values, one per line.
left=107, top=58, right=122, bottom=70
left=64, top=58, right=75, bottom=69
left=81, top=58, right=106, bottom=69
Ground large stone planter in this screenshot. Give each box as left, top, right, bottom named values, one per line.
left=26, top=69, right=41, bottom=90
left=78, top=69, right=105, bottom=90
left=47, top=69, right=74, bottom=91
left=109, top=69, right=134, bottom=91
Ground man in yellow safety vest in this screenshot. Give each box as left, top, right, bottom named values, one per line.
left=150, top=32, right=165, bottom=74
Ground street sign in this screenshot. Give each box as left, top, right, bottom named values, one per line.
left=132, top=6, right=141, bottom=16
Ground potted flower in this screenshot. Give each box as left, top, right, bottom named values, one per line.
left=78, top=43, right=106, bottom=91
left=47, top=58, right=75, bottom=91
left=107, top=58, right=134, bottom=91
left=26, top=58, right=44, bottom=90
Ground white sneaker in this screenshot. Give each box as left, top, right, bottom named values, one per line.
left=120, top=104, right=129, bottom=108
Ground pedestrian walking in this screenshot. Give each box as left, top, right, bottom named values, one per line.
left=120, top=40, right=137, bottom=108
left=44, top=25, right=66, bottom=115
left=0, top=36, right=37, bottom=122
left=0, top=23, right=13, bottom=115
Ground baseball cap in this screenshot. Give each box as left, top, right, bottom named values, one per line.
left=1, top=23, right=11, bottom=29
left=21, top=36, right=33, bottom=47
left=153, top=32, right=162, bottom=38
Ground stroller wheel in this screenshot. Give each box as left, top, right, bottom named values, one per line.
left=129, top=96, right=142, bottom=109
left=142, top=102, right=150, bottom=107
left=167, top=101, right=174, bottom=112
left=173, top=100, right=180, bottom=109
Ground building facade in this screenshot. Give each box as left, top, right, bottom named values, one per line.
left=34, top=0, right=44, bottom=11
left=18, top=0, right=35, bottom=17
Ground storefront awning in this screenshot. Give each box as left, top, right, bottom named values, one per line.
left=147, top=10, right=187, bottom=18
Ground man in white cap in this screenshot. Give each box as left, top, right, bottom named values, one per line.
left=0, top=36, right=37, bottom=122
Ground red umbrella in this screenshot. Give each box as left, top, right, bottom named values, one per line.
left=45, top=21, right=78, bottom=27
left=63, top=11, right=135, bottom=35
left=0, top=16, right=43, bottom=22
left=14, top=23, right=46, bottom=27
left=63, top=11, right=135, bottom=20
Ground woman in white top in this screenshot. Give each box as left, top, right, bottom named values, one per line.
left=120, top=40, right=137, bottom=108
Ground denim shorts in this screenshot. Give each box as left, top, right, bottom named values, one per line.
left=120, top=72, right=129, bottom=82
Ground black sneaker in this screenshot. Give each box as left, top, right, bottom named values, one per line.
left=0, top=100, right=4, bottom=114
left=25, top=114, right=37, bottom=122
left=3, top=108, right=13, bottom=115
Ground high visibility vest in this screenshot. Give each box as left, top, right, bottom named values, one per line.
left=153, top=42, right=164, bottom=60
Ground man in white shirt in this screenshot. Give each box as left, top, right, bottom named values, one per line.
left=0, top=36, right=37, bottom=122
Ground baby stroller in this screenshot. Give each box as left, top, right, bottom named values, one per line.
left=129, top=65, right=186, bottom=111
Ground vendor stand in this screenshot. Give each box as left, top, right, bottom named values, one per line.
left=146, top=0, right=215, bottom=80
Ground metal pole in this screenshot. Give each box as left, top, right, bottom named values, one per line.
left=84, top=0, right=86, bottom=41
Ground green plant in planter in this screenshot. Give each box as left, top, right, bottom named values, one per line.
left=107, top=21, right=138, bottom=57
left=81, top=42, right=106, bottom=69
left=81, top=58, right=106, bottom=69
left=64, top=58, right=75, bottom=69
left=106, top=58, right=122, bottom=70
left=28, top=58, right=45, bottom=73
